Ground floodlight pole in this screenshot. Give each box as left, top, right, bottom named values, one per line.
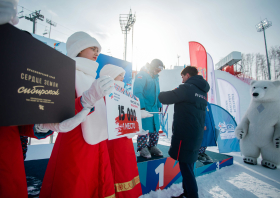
left=262, top=27, right=271, bottom=80
left=256, top=19, right=272, bottom=80
left=119, top=9, right=136, bottom=61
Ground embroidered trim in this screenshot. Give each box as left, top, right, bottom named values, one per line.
left=105, top=193, right=116, bottom=198
left=114, top=175, right=140, bottom=192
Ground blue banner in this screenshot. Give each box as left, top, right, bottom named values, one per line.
left=201, top=102, right=217, bottom=147
left=96, top=54, right=132, bottom=91
left=210, top=104, right=240, bottom=153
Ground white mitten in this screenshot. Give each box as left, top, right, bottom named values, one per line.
left=141, top=110, right=153, bottom=119
left=0, top=0, right=18, bottom=25
left=126, top=133, right=136, bottom=139
left=81, top=75, right=114, bottom=109
left=136, top=129, right=149, bottom=136
left=35, top=108, right=90, bottom=133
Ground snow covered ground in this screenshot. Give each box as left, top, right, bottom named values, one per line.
left=138, top=137, right=280, bottom=198
left=27, top=135, right=280, bottom=198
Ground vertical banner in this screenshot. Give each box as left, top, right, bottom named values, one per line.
left=189, top=41, right=207, bottom=80
left=207, top=53, right=217, bottom=104
left=217, top=79, right=240, bottom=124
left=210, top=104, right=240, bottom=153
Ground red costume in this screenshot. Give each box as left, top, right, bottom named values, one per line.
left=40, top=96, right=115, bottom=198
left=0, top=125, right=53, bottom=198
left=108, top=137, right=142, bottom=198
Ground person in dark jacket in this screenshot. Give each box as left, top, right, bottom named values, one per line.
left=158, top=66, right=209, bottom=198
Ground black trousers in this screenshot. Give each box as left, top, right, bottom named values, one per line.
left=179, top=161, right=198, bottom=198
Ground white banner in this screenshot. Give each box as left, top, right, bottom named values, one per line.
left=207, top=53, right=217, bottom=104
left=217, top=78, right=240, bottom=124
left=32, top=34, right=67, bottom=55
left=105, top=84, right=142, bottom=140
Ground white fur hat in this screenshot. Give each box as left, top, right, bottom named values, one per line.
left=99, top=64, right=125, bottom=79
left=66, top=31, right=101, bottom=59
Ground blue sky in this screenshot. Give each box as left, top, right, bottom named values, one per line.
left=15, top=0, right=280, bottom=70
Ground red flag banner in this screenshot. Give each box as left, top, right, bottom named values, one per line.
left=189, top=41, right=207, bottom=81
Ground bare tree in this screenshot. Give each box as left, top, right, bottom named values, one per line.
left=248, top=53, right=254, bottom=78
left=255, top=53, right=261, bottom=80
left=275, top=46, right=280, bottom=79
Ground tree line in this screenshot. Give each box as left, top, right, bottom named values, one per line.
left=234, top=46, right=280, bottom=80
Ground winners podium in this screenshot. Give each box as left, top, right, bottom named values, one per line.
left=134, top=144, right=233, bottom=194
left=24, top=143, right=233, bottom=196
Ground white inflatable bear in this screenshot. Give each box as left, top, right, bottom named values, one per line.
left=235, top=80, right=280, bottom=169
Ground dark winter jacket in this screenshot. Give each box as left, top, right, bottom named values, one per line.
left=158, top=75, right=210, bottom=163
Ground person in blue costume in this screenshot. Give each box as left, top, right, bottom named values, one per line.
left=133, top=59, right=164, bottom=158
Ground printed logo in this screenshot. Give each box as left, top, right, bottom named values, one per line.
left=195, top=93, right=207, bottom=100
left=197, top=67, right=206, bottom=80
left=218, top=122, right=235, bottom=139
left=54, top=43, right=60, bottom=49
left=109, top=93, right=113, bottom=99
left=137, top=76, right=142, bottom=79
left=39, top=104, right=44, bottom=110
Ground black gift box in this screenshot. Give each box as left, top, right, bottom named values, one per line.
left=0, top=24, right=75, bottom=126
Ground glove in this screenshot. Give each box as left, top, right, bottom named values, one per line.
left=0, top=0, right=19, bottom=25
left=126, top=133, right=136, bottom=139
left=136, top=129, right=149, bottom=136
left=141, top=110, right=153, bottom=119
left=81, top=75, right=114, bottom=109
left=35, top=108, right=90, bottom=133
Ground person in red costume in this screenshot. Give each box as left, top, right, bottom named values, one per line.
left=0, top=3, right=107, bottom=197
left=39, top=32, right=116, bottom=198
left=100, top=64, right=152, bottom=198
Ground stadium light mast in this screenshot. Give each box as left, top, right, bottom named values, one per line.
left=46, top=18, right=57, bottom=39
left=25, top=10, right=44, bottom=34
left=119, top=9, right=136, bottom=61
left=177, top=55, right=180, bottom=66
left=256, top=18, right=272, bottom=80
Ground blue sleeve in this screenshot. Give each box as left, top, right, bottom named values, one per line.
left=133, top=74, right=147, bottom=109
left=157, top=79, right=162, bottom=108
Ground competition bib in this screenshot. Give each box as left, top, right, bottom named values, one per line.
left=105, top=84, right=142, bottom=140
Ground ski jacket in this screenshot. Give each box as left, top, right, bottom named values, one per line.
left=133, top=69, right=162, bottom=132
left=158, top=75, right=210, bottom=164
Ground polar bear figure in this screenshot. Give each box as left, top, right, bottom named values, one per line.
left=235, top=80, right=280, bottom=169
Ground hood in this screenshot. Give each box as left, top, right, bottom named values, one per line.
left=185, top=75, right=210, bottom=93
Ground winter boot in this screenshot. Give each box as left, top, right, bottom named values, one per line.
left=171, top=193, right=187, bottom=198
left=149, top=146, right=163, bottom=156
left=139, top=147, right=151, bottom=159
left=261, top=160, right=277, bottom=169
left=243, top=157, right=257, bottom=165
left=202, top=153, right=213, bottom=162
left=197, top=153, right=206, bottom=162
